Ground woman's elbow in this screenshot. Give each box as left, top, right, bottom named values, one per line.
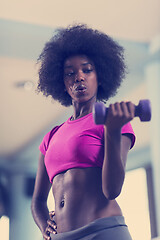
left=31, top=197, right=40, bottom=216
left=31, top=197, right=36, bottom=215
left=103, top=188, right=122, bottom=200
left=102, top=178, right=124, bottom=200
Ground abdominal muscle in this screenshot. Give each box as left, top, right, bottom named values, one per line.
left=52, top=167, right=122, bottom=233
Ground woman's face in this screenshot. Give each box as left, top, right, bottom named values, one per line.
left=64, top=55, right=98, bottom=104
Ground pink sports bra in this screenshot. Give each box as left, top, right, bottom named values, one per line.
left=39, top=113, right=135, bottom=182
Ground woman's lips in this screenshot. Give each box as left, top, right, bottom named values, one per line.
left=74, top=85, right=87, bottom=93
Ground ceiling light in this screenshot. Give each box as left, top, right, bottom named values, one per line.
left=14, top=80, right=35, bottom=91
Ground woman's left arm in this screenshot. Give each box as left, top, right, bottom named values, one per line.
left=102, top=101, right=135, bottom=200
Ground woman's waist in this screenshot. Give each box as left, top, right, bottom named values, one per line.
left=52, top=215, right=127, bottom=238
left=54, top=197, right=122, bottom=233
left=52, top=168, right=122, bottom=232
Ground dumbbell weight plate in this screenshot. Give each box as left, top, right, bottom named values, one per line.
left=135, top=99, right=152, bottom=122
left=93, top=102, right=107, bottom=125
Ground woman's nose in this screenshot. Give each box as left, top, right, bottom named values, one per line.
left=75, top=71, right=85, bottom=82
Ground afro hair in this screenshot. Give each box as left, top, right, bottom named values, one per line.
left=37, top=24, right=126, bottom=106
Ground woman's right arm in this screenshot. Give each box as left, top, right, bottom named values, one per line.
left=31, top=152, right=52, bottom=238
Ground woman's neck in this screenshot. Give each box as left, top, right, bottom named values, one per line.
left=72, top=97, right=96, bottom=120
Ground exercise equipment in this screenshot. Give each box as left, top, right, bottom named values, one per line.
left=93, top=99, right=152, bottom=125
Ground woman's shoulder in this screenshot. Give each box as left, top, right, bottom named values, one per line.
left=49, top=123, right=64, bottom=138
left=39, top=123, right=64, bottom=155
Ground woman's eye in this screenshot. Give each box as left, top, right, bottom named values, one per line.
left=83, top=69, right=93, bottom=73
left=65, top=72, right=74, bottom=77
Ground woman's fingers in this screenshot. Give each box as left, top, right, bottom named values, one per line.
left=46, top=218, right=57, bottom=236
left=49, top=211, right=55, bottom=220
left=109, top=101, right=135, bottom=119
left=47, top=219, right=57, bottom=229
left=46, top=225, right=55, bottom=233
left=114, top=102, right=123, bottom=116
left=48, top=210, right=57, bottom=233
left=43, top=212, right=57, bottom=240
left=126, top=101, right=135, bottom=118
left=43, top=231, right=51, bottom=240
left=119, top=101, right=134, bottom=120
left=106, top=101, right=135, bottom=129
left=43, top=225, right=57, bottom=240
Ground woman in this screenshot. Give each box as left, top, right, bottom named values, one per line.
left=31, top=24, right=136, bottom=240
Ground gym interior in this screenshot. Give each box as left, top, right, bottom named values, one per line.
left=0, top=1, right=160, bottom=240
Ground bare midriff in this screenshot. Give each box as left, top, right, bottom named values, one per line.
left=52, top=167, right=122, bottom=233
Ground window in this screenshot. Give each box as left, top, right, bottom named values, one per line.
left=0, top=216, right=9, bottom=240
left=117, top=168, right=151, bottom=240
left=47, top=188, right=55, bottom=211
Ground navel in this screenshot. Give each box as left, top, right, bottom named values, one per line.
left=60, top=198, right=65, bottom=208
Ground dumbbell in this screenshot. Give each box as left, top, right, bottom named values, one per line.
left=93, top=99, right=152, bottom=125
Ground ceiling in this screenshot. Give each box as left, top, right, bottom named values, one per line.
left=0, top=0, right=159, bottom=158
left=1, top=0, right=160, bottom=42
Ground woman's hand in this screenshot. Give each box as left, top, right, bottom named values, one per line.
left=105, top=101, right=135, bottom=132
left=43, top=211, right=57, bottom=240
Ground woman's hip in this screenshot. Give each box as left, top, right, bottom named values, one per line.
left=50, top=216, right=132, bottom=240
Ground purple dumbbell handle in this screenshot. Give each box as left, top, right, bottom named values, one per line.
left=93, top=99, right=152, bottom=125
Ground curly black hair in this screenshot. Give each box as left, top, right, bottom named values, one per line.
left=37, top=24, right=126, bottom=106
